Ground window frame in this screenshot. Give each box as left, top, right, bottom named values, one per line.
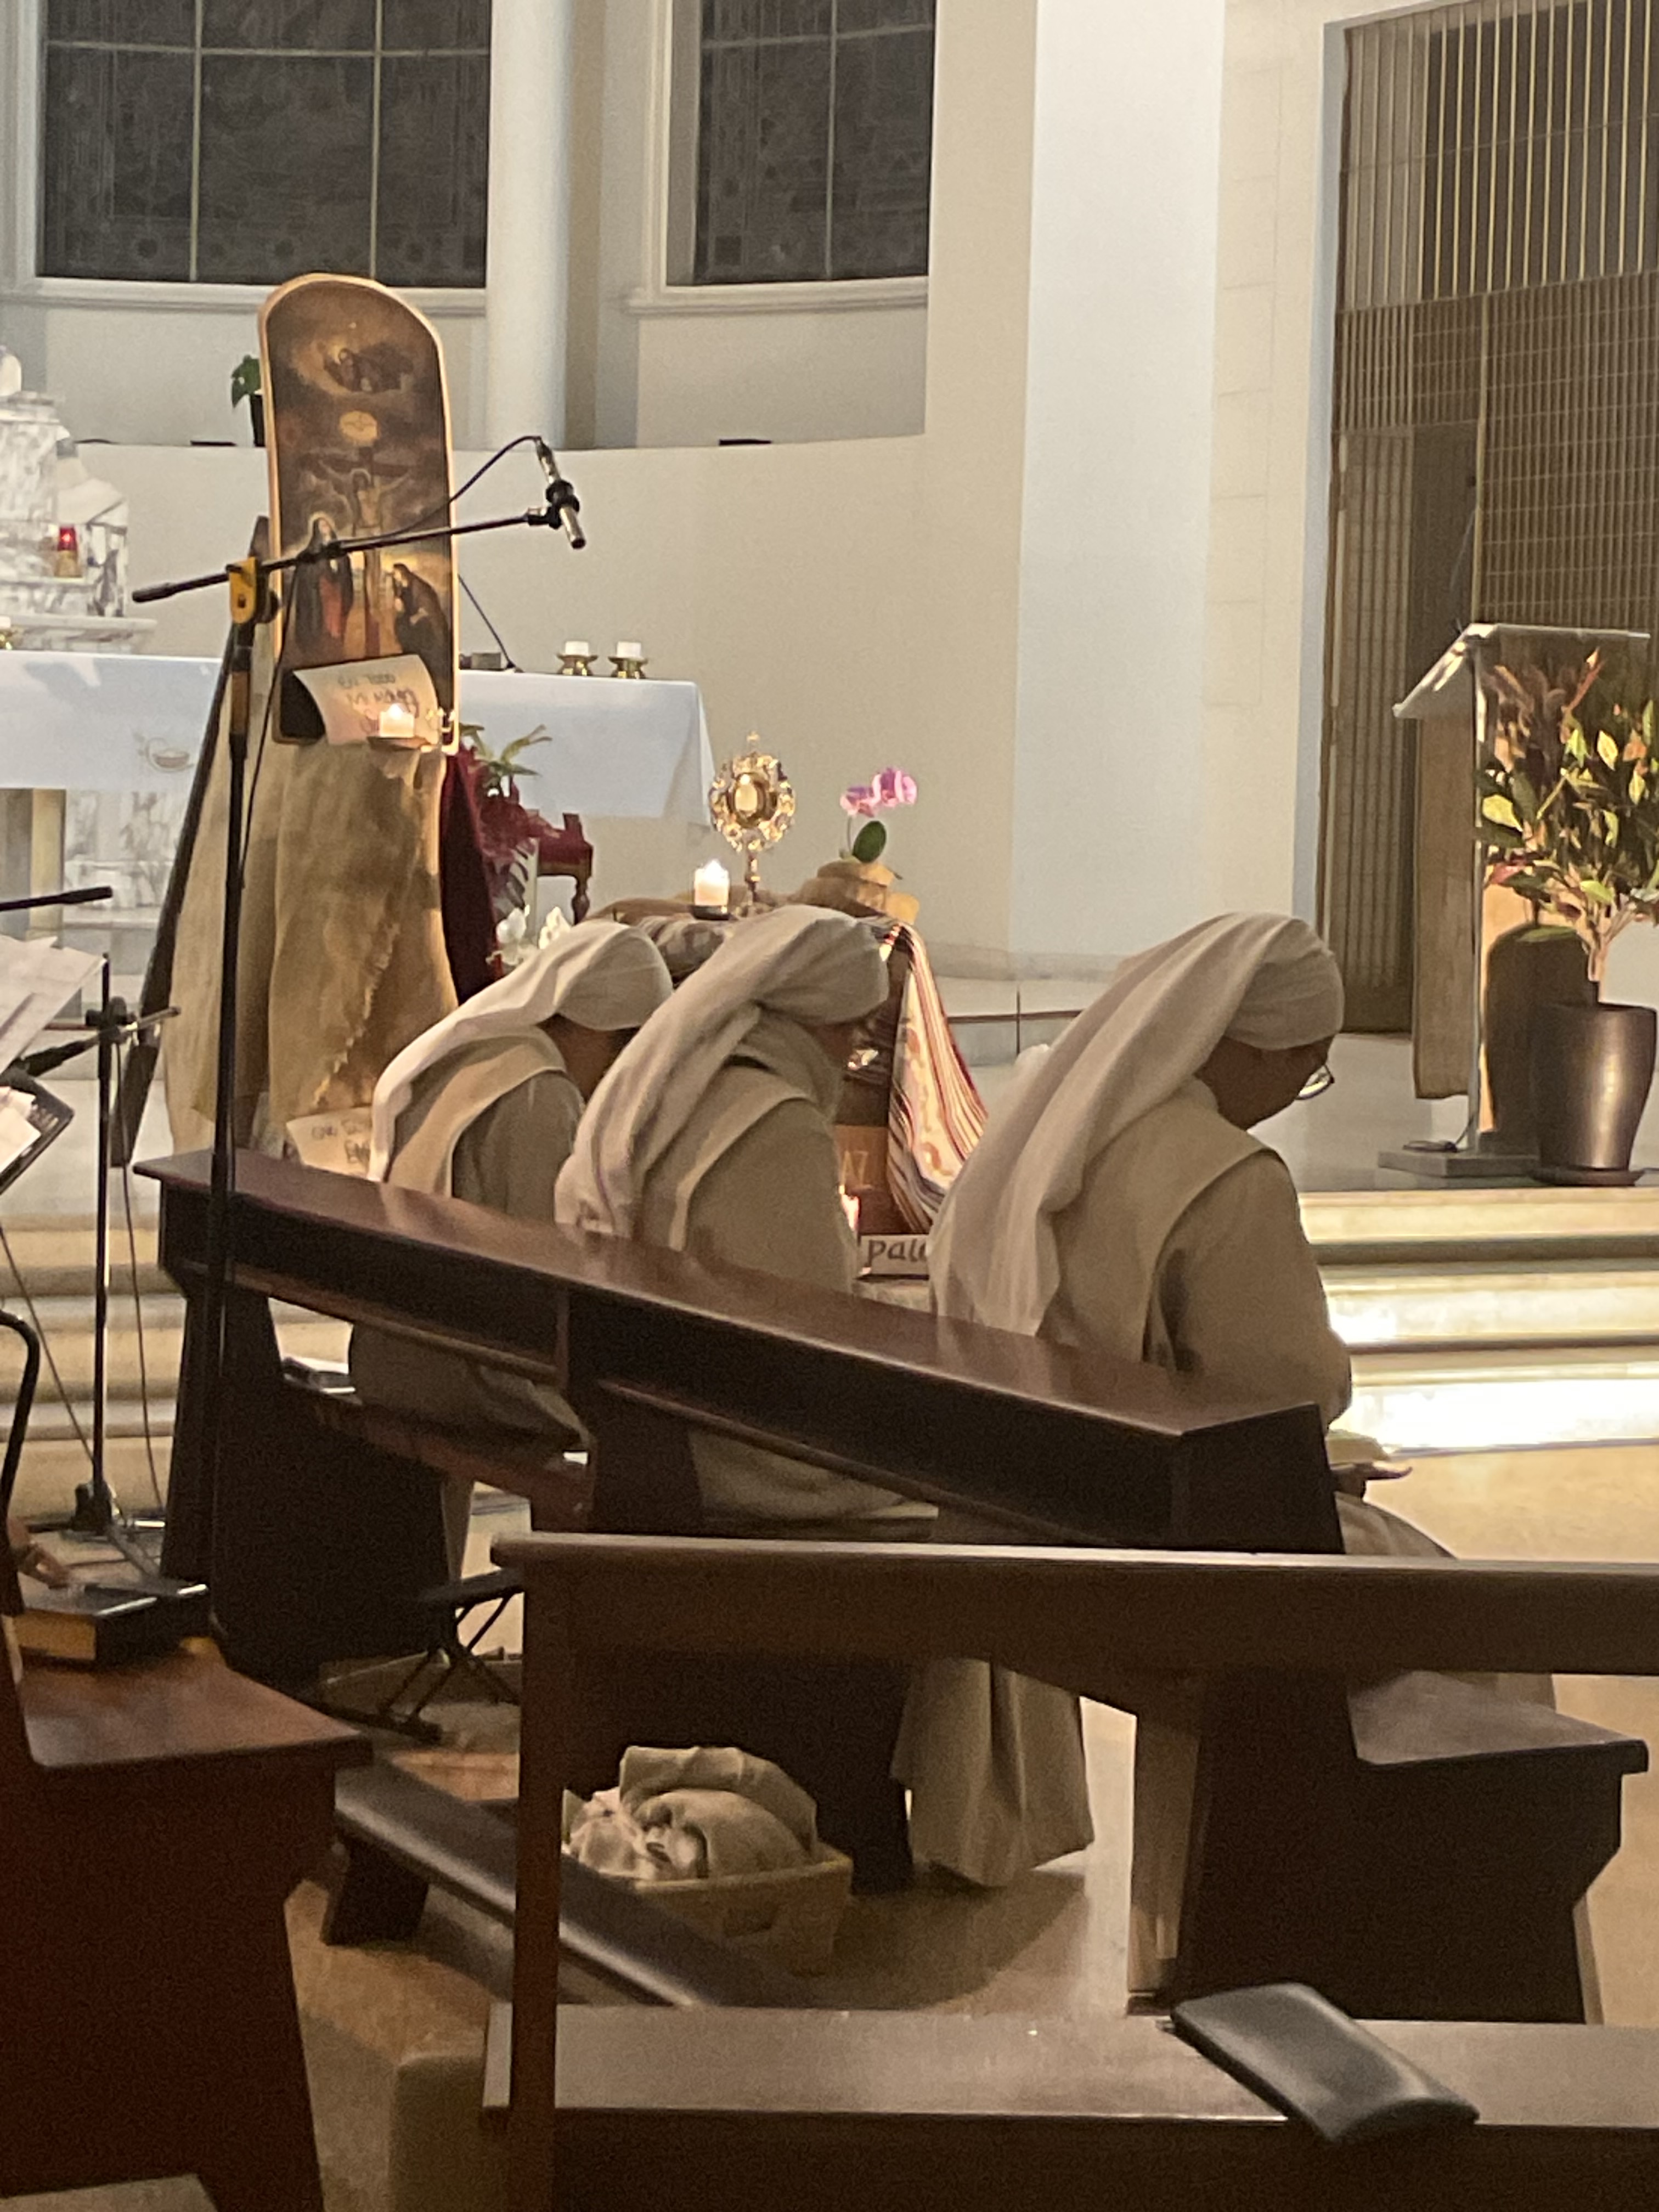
left=626, top=0, right=928, bottom=320
left=2, top=0, right=486, bottom=316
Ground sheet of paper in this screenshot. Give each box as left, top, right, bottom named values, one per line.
left=0, top=1088, right=40, bottom=1175
left=291, top=654, right=442, bottom=747
left=0, top=939, right=103, bottom=1069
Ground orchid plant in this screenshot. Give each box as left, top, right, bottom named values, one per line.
left=840, top=766, right=918, bottom=866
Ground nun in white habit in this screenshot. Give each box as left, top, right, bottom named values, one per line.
left=558, top=905, right=933, bottom=1531
left=349, top=923, right=672, bottom=1556
left=907, top=914, right=1447, bottom=1949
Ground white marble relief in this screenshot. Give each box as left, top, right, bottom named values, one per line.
left=64, top=788, right=190, bottom=916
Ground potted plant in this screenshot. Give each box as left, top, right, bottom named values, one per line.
left=231, top=354, right=264, bottom=447
left=798, top=767, right=920, bottom=924
left=1478, top=653, right=1659, bottom=1176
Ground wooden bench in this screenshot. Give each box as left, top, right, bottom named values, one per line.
left=142, top=1151, right=1647, bottom=2021
left=469, top=2010, right=1659, bottom=2212
left=0, top=1639, right=366, bottom=2211
left=493, top=1533, right=1659, bottom=2212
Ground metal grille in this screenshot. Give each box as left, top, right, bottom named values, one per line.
left=1323, top=0, right=1659, bottom=1027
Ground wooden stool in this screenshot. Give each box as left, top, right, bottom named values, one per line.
left=0, top=1641, right=366, bottom=2211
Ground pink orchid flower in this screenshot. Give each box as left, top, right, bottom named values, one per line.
left=871, top=766, right=918, bottom=809
left=841, top=769, right=918, bottom=817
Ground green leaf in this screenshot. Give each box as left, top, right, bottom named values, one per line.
left=1599, top=731, right=1622, bottom=768
left=1581, top=879, right=1616, bottom=905
left=229, top=353, right=262, bottom=407
left=1565, top=726, right=1589, bottom=763
left=851, top=820, right=888, bottom=865
left=1509, top=769, right=1539, bottom=822
left=1481, top=794, right=1522, bottom=831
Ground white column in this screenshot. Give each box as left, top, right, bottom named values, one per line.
left=1009, top=0, right=1228, bottom=957
left=485, top=0, right=572, bottom=445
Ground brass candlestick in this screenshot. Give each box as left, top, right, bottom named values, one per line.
left=709, top=742, right=795, bottom=914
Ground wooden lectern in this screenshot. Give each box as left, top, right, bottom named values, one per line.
left=1390, top=623, right=1649, bottom=1173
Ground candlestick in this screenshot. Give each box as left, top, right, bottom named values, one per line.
left=611, top=640, right=646, bottom=679
left=692, top=860, right=730, bottom=917
left=558, top=640, right=596, bottom=676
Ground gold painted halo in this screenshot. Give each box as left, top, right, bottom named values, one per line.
left=709, top=744, right=795, bottom=857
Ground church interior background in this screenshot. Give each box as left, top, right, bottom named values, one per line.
left=8, top=3, right=1659, bottom=2207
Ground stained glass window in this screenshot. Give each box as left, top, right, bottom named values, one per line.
left=695, top=0, right=934, bottom=284
left=38, top=0, right=490, bottom=286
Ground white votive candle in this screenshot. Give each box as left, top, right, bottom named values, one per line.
left=377, top=701, right=415, bottom=742
left=614, top=640, right=644, bottom=660
left=692, top=860, right=730, bottom=913
left=562, top=640, right=591, bottom=658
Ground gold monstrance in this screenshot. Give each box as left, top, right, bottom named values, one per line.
left=709, top=743, right=795, bottom=912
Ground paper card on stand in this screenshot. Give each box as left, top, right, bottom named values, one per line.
left=291, top=654, right=441, bottom=747
left=287, top=1109, right=373, bottom=1176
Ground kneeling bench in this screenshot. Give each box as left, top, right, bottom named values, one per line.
left=411, top=2007, right=1658, bottom=2212
left=326, top=1758, right=812, bottom=2010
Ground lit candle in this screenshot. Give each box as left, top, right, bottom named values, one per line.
left=377, top=701, right=415, bottom=743
left=692, top=860, right=730, bottom=915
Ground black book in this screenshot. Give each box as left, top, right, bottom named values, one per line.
left=15, top=1579, right=211, bottom=1667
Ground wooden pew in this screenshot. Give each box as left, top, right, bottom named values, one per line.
left=142, top=1151, right=1645, bottom=2020
left=144, top=1146, right=1338, bottom=1894
left=0, top=1640, right=366, bottom=2210
left=495, top=1533, right=1659, bottom=2212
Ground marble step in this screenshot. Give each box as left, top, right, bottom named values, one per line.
left=1302, top=1184, right=1659, bottom=1264
left=1324, top=1262, right=1659, bottom=1352
left=1350, top=1342, right=1659, bottom=1458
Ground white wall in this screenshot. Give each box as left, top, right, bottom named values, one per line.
left=1201, top=0, right=1374, bottom=923
left=0, top=295, right=489, bottom=452
left=1009, top=0, right=1227, bottom=961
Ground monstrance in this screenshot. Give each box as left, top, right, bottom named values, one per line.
left=709, top=742, right=795, bottom=912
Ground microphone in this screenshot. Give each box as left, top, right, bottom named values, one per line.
left=534, top=438, right=586, bottom=551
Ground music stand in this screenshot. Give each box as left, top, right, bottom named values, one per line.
left=0, top=888, right=177, bottom=1559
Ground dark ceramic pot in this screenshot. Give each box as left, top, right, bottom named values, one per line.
left=1531, top=1000, right=1657, bottom=1172
left=1483, top=924, right=1594, bottom=1152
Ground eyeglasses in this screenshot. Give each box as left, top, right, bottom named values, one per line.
left=1297, top=1062, right=1336, bottom=1102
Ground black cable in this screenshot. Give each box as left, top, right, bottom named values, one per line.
left=459, top=573, right=521, bottom=671
left=115, top=1037, right=165, bottom=1511
left=0, top=1218, right=92, bottom=1468
left=400, top=433, right=541, bottom=540
left=239, top=638, right=284, bottom=877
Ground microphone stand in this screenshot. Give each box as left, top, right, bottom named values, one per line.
left=129, top=466, right=585, bottom=1601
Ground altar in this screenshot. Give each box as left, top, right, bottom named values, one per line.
left=0, top=650, right=715, bottom=915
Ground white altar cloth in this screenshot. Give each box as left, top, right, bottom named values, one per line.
left=0, top=652, right=714, bottom=820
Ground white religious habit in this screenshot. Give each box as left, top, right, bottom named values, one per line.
left=917, top=913, right=1448, bottom=1925
left=557, top=906, right=933, bottom=1530
left=349, top=924, right=672, bottom=1556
